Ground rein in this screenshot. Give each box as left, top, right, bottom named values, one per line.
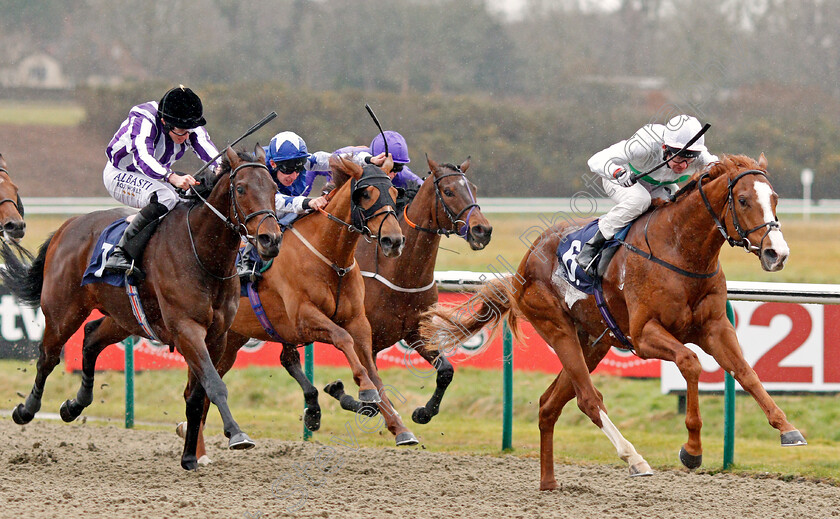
left=698, top=169, right=780, bottom=252
left=187, top=161, right=278, bottom=280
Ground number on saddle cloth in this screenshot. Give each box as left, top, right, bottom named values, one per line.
left=556, top=219, right=630, bottom=295
left=82, top=219, right=133, bottom=288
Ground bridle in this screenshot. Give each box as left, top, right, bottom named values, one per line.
left=317, top=166, right=400, bottom=244
left=0, top=167, right=24, bottom=218
left=403, top=166, right=479, bottom=239
left=187, top=161, right=278, bottom=280
left=698, top=169, right=780, bottom=253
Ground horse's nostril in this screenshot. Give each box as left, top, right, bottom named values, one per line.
left=764, top=249, right=778, bottom=263
left=380, top=237, right=392, bottom=248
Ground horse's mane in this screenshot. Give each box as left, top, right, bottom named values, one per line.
left=666, top=154, right=764, bottom=205
left=188, top=149, right=257, bottom=204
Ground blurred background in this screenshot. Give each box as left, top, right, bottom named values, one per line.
left=1, top=0, right=839, bottom=199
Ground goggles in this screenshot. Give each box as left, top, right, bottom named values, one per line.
left=275, top=157, right=308, bottom=175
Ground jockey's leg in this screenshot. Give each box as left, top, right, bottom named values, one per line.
left=237, top=241, right=260, bottom=282
left=103, top=191, right=172, bottom=278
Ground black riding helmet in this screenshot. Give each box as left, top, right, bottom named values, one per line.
left=158, top=85, right=206, bottom=130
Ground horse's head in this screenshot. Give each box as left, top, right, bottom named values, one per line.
left=214, top=147, right=282, bottom=260
left=425, top=155, right=492, bottom=250
left=329, top=154, right=405, bottom=257
left=0, top=153, right=25, bottom=243
left=708, top=154, right=789, bottom=271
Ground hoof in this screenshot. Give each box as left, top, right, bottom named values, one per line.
left=197, top=455, right=213, bottom=466
left=539, top=480, right=559, bottom=491
left=229, top=432, right=256, bottom=450
left=781, top=430, right=807, bottom=446
left=679, top=446, right=703, bottom=470
left=412, top=406, right=433, bottom=425
left=175, top=422, right=187, bottom=439
left=358, top=404, right=380, bottom=417
left=59, top=400, right=81, bottom=422
left=324, top=380, right=345, bottom=398
left=629, top=461, right=654, bottom=477
left=304, top=406, right=321, bottom=432
left=12, top=404, right=33, bottom=425
left=395, top=432, right=419, bottom=446
left=181, top=456, right=199, bottom=471
left=358, top=388, right=381, bottom=403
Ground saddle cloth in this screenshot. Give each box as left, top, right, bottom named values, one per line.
left=556, top=219, right=629, bottom=295
left=81, top=218, right=130, bottom=288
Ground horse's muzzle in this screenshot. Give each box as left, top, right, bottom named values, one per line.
left=467, top=223, right=492, bottom=251
left=760, top=246, right=788, bottom=272
left=257, top=232, right=281, bottom=259
left=3, top=220, right=25, bottom=242
left=379, top=234, right=405, bottom=258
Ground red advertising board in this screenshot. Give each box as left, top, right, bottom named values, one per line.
left=63, top=292, right=661, bottom=377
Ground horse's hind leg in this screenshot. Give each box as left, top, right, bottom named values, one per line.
left=12, top=311, right=88, bottom=425
left=60, top=317, right=129, bottom=422
left=280, top=344, right=321, bottom=432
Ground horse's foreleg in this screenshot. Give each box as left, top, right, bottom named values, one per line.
left=345, top=316, right=418, bottom=446
left=701, top=319, right=805, bottom=446
left=279, top=344, right=321, bottom=432
left=61, top=317, right=129, bottom=422
left=181, top=372, right=206, bottom=471
left=409, top=330, right=455, bottom=425
left=638, top=320, right=706, bottom=469
left=174, top=325, right=254, bottom=467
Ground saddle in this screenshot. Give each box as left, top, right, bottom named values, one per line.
left=556, top=219, right=629, bottom=295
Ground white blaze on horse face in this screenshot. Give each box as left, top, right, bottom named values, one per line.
left=753, top=181, right=789, bottom=257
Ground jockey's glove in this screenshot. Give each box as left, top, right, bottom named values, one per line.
left=613, top=167, right=636, bottom=188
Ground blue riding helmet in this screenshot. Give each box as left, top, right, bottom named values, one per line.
left=370, top=131, right=410, bottom=164
left=267, top=131, right=311, bottom=165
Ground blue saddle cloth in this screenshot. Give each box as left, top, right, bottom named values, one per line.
left=81, top=218, right=130, bottom=288
left=556, top=219, right=629, bottom=295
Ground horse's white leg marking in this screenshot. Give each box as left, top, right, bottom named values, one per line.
left=599, top=410, right=651, bottom=472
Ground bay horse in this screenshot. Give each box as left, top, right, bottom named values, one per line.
left=0, top=152, right=26, bottom=242
left=0, top=147, right=282, bottom=470
left=182, top=154, right=407, bottom=459
left=420, top=154, right=805, bottom=489
left=288, top=155, right=493, bottom=444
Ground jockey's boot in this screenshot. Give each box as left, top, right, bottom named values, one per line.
left=103, top=199, right=167, bottom=279
left=237, top=242, right=260, bottom=282
left=576, top=229, right=608, bottom=278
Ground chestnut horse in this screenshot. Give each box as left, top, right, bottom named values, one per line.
left=287, top=155, right=493, bottom=444
left=420, top=154, right=805, bottom=489
left=0, top=152, right=26, bottom=242
left=0, top=147, right=281, bottom=470
left=183, top=155, right=407, bottom=459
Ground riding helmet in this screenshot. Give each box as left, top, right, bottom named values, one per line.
left=663, top=115, right=707, bottom=154
left=267, top=131, right=311, bottom=164
left=158, top=85, right=206, bottom=129
left=370, top=131, right=411, bottom=164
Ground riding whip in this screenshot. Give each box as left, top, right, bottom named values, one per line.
left=632, top=122, right=711, bottom=182
left=192, top=111, right=278, bottom=178
left=365, top=104, right=389, bottom=158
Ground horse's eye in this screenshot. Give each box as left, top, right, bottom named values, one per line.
left=443, top=188, right=454, bottom=197
left=738, top=197, right=747, bottom=207
left=236, top=186, right=245, bottom=195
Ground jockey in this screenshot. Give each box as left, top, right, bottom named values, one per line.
left=102, top=85, right=217, bottom=278
left=576, top=114, right=719, bottom=277
left=333, top=130, right=424, bottom=189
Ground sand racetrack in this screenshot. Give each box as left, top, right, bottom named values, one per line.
left=1, top=418, right=838, bottom=518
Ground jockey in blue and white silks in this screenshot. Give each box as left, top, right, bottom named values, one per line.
left=102, top=85, right=219, bottom=278
left=576, top=115, right=719, bottom=277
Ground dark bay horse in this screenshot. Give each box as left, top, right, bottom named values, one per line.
left=0, top=147, right=281, bottom=470
left=0, top=152, right=26, bottom=242
left=183, top=155, right=407, bottom=459
left=420, top=154, right=804, bottom=489
left=288, top=155, right=492, bottom=444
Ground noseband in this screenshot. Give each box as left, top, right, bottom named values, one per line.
left=698, top=169, right=780, bottom=253
left=404, top=167, right=480, bottom=240
left=319, top=166, right=399, bottom=244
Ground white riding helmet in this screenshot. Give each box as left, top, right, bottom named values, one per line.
left=663, top=115, right=707, bottom=154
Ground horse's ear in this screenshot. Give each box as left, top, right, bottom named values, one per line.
left=225, top=147, right=239, bottom=168
left=757, top=152, right=768, bottom=170
left=330, top=154, right=361, bottom=183
left=255, top=143, right=266, bottom=163
left=460, top=156, right=471, bottom=173
left=0, top=152, right=6, bottom=169
left=426, top=153, right=439, bottom=174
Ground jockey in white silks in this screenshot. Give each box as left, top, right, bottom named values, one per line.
left=576, top=114, right=719, bottom=277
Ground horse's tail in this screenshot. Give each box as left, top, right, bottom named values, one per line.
left=419, top=275, right=525, bottom=353
left=0, top=235, right=51, bottom=307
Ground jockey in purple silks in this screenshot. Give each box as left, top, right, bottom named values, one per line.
left=102, top=85, right=219, bottom=278
left=576, top=114, right=719, bottom=278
